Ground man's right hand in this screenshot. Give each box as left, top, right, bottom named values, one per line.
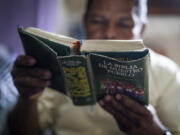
left=11, top=55, right=52, bottom=100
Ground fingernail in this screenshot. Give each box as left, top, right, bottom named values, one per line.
left=44, top=71, right=52, bottom=78
left=105, top=95, right=111, bottom=101
left=99, top=100, right=104, bottom=106
left=116, top=94, right=121, bottom=100
left=28, top=58, right=36, bottom=65
left=46, top=81, right=51, bottom=86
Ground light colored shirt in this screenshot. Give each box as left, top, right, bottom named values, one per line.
left=0, top=48, right=18, bottom=135
left=37, top=50, right=180, bottom=135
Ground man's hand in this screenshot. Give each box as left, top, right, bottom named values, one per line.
left=99, top=94, right=164, bottom=135
left=11, top=55, right=52, bottom=99
left=8, top=55, right=49, bottom=135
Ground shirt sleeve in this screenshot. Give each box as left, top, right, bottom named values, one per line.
left=0, top=54, right=19, bottom=135
left=37, top=87, right=70, bottom=133
left=150, top=51, right=180, bottom=135
left=156, top=71, right=180, bottom=135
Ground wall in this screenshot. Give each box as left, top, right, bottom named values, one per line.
left=0, top=0, right=57, bottom=59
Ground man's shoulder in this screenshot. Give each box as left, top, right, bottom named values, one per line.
left=148, top=49, right=180, bottom=106
left=149, top=49, right=180, bottom=76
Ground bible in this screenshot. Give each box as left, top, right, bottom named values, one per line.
left=18, top=27, right=149, bottom=106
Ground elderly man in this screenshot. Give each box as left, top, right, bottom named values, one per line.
left=9, top=0, right=180, bottom=135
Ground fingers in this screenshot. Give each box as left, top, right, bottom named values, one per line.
left=103, top=103, right=131, bottom=132
left=14, top=76, right=50, bottom=98
left=14, top=76, right=50, bottom=88
left=113, top=113, right=132, bottom=132
left=12, top=66, right=52, bottom=80
left=12, top=55, right=52, bottom=80
left=99, top=95, right=157, bottom=135
left=100, top=96, right=140, bottom=126
left=116, top=94, right=152, bottom=120
left=109, top=96, right=139, bottom=121
left=99, top=100, right=115, bottom=114
left=99, top=97, right=133, bottom=132
left=11, top=55, right=52, bottom=99
left=14, top=55, right=36, bottom=67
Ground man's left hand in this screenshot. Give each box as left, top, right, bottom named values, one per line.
left=99, top=94, right=164, bottom=135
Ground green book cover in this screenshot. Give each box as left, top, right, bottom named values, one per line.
left=17, top=27, right=73, bottom=94
left=89, top=50, right=149, bottom=105
left=58, top=56, right=96, bottom=105
left=17, top=26, right=149, bottom=106
left=58, top=49, right=149, bottom=106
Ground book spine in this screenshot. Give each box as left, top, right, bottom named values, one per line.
left=87, top=55, right=97, bottom=104
left=59, top=56, right=96, bottom=105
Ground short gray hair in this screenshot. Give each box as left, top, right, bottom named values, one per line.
left=131, top=0, right=148, bottom=38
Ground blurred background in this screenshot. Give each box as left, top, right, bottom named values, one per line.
left=0, top=1, right=179, bottom=134
left=0, top=0, right=180, bottom=64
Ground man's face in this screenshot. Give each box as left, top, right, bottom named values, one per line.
left=85, top=0, right=134, bottom=40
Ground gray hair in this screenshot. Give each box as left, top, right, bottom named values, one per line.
left=131, top=0, right=148, bottom=38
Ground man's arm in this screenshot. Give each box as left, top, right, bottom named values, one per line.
left=8, top=98, right=41, bottom=135
left=8, top=55, right=52, bottom=135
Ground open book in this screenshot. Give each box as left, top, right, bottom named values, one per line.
left=18, top=27, right=149, bottom=106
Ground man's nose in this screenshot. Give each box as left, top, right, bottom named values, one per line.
left=104, top=24, right=117, bottom=39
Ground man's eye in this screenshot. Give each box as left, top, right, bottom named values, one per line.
left=117, top=21, right=134, bottom=28
left=90, top=19, right=106, bottom=25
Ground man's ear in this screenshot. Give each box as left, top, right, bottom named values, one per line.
left=140, top=23, right=146, bottom=37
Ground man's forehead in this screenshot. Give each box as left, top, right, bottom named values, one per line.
left=89, top=0, right=133, bottom=13
left=88, top=0, right=133, bottom=18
